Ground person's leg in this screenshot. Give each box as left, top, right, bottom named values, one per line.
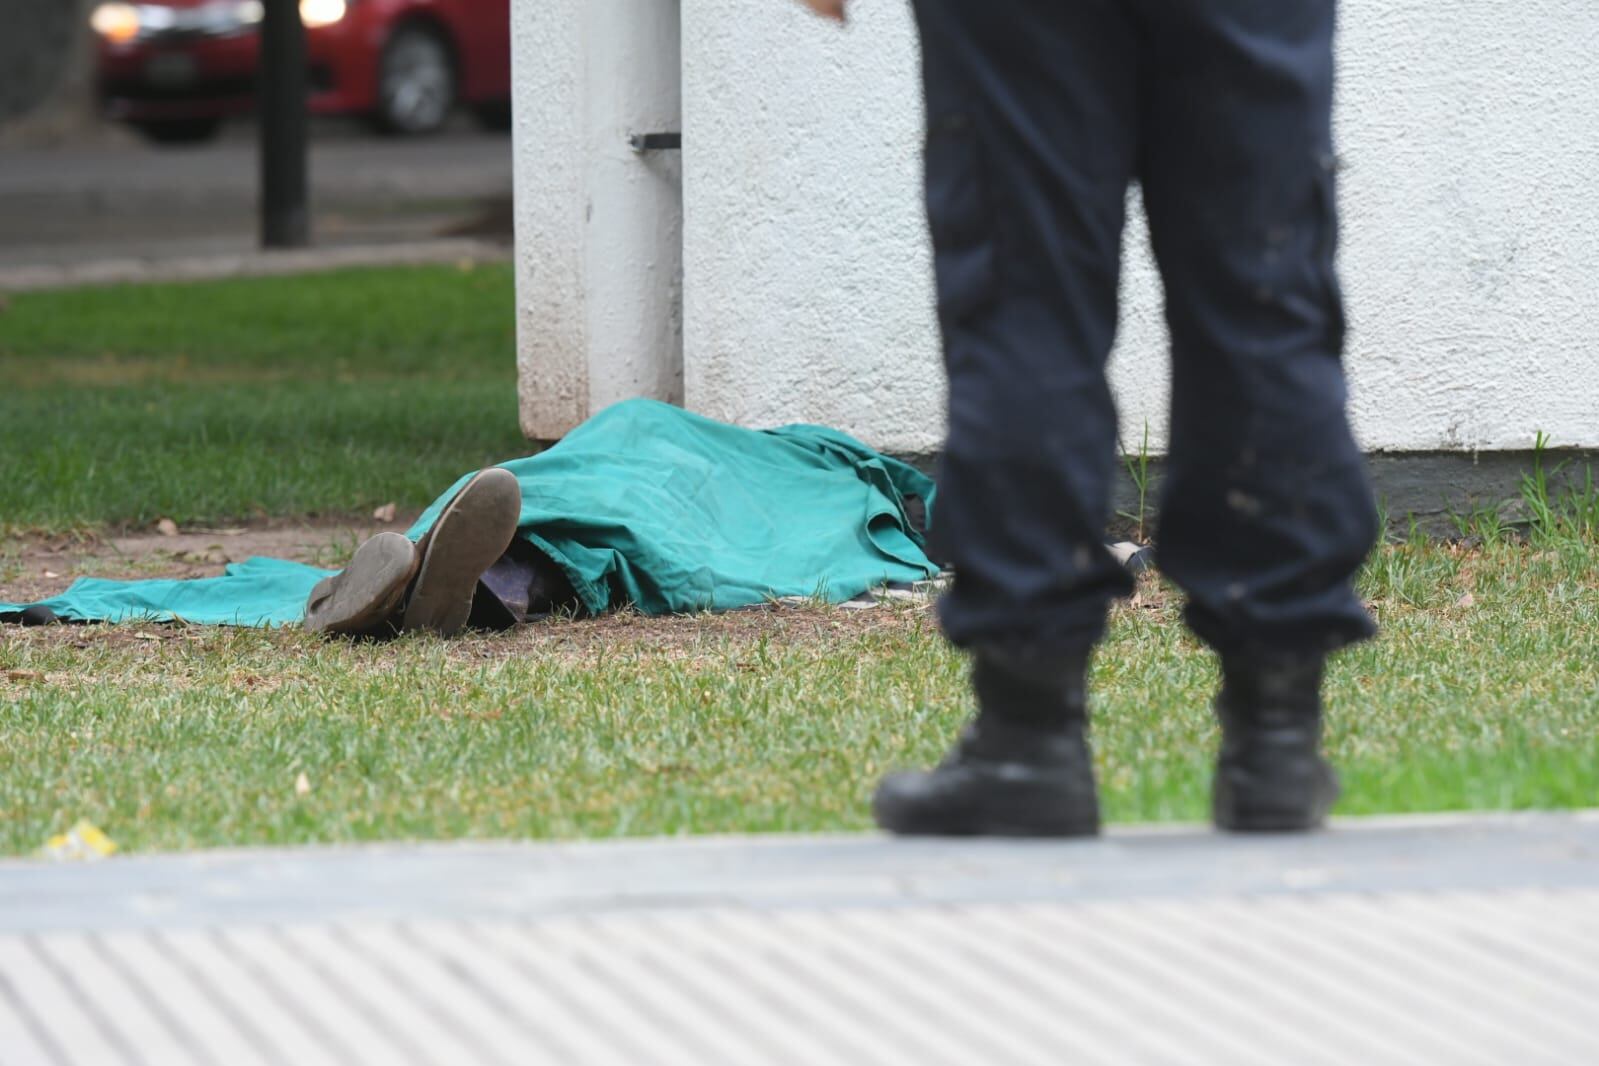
left=469, top=539, right=580, bottom=628
left=1137, top=0, right=1379, bottom=830
left=921, top=0, right=1140, bottom=655
left=873, top=0, right=1141, bottom=836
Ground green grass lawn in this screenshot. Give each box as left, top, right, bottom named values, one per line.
left=2, top=532, right=1596, bottom=856
left=2, top=267, right=1595, bottom=855
left=0, top=264, right=530, bottom=534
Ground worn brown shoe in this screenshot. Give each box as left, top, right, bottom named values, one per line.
left=400, top=467, right=522, bottom=637
left=304, top=532, right=418, bottom=636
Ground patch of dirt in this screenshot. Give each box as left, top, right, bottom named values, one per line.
left=3, top=534, right=1172, bottom=666
left=0, top=599, right=945, bottom=689
left=1, top=514, right=416, bottom=605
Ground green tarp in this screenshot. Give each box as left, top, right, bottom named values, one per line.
left=2, top=400, right=939, bottom=627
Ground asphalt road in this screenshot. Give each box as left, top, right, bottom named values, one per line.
left=0, top=118, right=513, bottom=270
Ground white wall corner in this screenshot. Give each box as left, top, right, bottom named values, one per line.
left=513, top=0, right=683, bottom=441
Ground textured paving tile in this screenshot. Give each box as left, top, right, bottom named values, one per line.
left=2, top=812, right=1596, bottom=1065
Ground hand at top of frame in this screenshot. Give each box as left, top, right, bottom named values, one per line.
left=798, top=0, right=847, bottom=23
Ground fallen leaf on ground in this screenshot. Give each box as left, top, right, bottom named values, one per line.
left=5, top=669, right=46, bottom=682
left=373, top=502, right=398, bottom=522
left=157, top=518, right=179, bottom=537
left=40, top=820, right=118, bottom=862
left=295, top=772, right=312, bottom=797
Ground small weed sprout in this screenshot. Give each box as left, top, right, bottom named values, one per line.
left=1519, top=432, right=1599, bottom=547
left=1118, top=422, right=1153, bottom=544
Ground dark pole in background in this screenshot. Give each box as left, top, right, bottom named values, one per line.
left=260, top=0, right=309, bottom=247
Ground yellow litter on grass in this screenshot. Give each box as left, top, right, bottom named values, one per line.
left=40, top=820, right=119, bottom=862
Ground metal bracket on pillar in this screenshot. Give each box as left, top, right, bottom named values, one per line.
left=629, top=132, right=682, bottom=152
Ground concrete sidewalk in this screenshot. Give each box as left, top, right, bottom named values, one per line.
left=3, top=812, right=1596, bottom=1065
left=0, top=238, right=511, bottom=293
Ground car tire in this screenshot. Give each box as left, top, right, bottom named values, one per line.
left=132, top=118, right=224, bottom=146
left=374, top=24, right=455, bottom=136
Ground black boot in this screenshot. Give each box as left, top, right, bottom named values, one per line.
left=1212, top=653, right=1340, bottom=832
left=872, top=650, right=1100, bottom=837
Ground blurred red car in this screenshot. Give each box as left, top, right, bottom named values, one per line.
left=91, top=0, right=511, bottom=144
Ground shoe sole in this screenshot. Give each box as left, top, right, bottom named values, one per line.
left=304, top=532, right=417, bottom=635
left=1213, top=764, right=1340, bottom=833
left=1214, top=809, right=1330, bottom=833
left=1214, top=803, right=1327, bottom=832
left=882, top=819, right=1102, bottom=839
left=872, top=787, right=1101, bottom=839
left=401, top=468, right=522, bottom=637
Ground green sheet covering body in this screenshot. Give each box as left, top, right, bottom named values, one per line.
left=3, top=400, right=939, bottom=627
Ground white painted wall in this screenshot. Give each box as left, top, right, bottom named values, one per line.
left=518, top=0, right=1599, bottom=454
left=511, top=0, right=582, bottom=437
left=512, top=0, right=681, bottom=441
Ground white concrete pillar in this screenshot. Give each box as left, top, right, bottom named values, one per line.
left=513, top=0, right=683, bottom=441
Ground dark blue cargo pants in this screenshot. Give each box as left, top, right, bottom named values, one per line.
left=915, top=0, right=1379, bottom=658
